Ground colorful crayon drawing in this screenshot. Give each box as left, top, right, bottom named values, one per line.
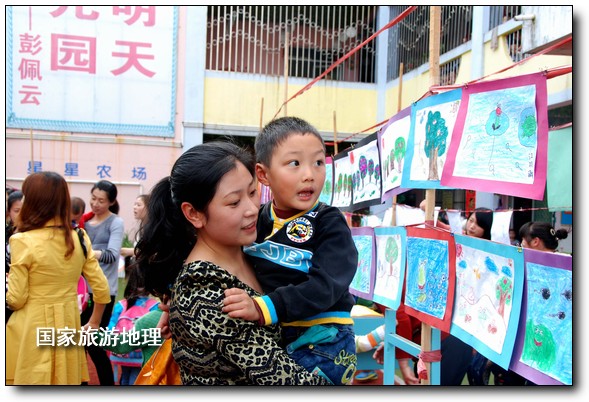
left=379, top=106, right=411, bottom=201
left=401, top=88, right=462, bottom=190
left=319, top=157, right=333, bottom=205
left=332, top=152, right=353, bottom=209
left=349, top=136, right=381, bottom=207
left=441, top=72, right=549, bottom=200
left=373, top=227, right=406, bottom=310
left=520, top=261, right=572, bottom=384
left=405, top=237, right=449, bottom=319
left=349, top=227, right=376, bottom=300
left=453, top=85, right=537, bottom=183
left=450, top=234, right=524, bottom=369
left=402, top=227, right=456, bottom=333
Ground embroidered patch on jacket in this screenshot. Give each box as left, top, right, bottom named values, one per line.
left=286, top=217, right=313, bottom=243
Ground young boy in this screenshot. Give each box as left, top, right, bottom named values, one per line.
left=222, top=116, right=358, bottom=385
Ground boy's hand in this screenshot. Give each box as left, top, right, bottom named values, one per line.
left=222, top=288, right=260, bottom=321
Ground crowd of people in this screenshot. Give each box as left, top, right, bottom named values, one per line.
left=5, top=116, right=570, bottom=386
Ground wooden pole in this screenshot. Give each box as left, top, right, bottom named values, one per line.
left=420, top=5, right=441, bottom=385
left=391, top=62, right=404, bottom=227
left=333, top=111, right=338, bottom=155
left=283, top=29, right=289, bottom=117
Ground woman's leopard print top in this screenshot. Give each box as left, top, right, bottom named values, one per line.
left=170, top=260, right=330, bottom=385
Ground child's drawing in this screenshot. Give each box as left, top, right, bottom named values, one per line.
left=349, top=227, right=376, bottom=300
left=319, top=157, right=333, bottom=205
left=349, top=134, right=381, bottom=208
left=441, top=72, right=549, bottom=200
left=510, top=249, right=572, bottom=385
left=450, top=234, right=524, bottom=369
left=453, top=87, right=537, bottom=183
left=401, top=88, right=462, bottom=190
left=373, top=226, right=406, bottom=310
left=378, top=106, right=411, bottom=201
left=404, top=227, right=456, bottom=332
left=332, top=151, right=353, bottom=209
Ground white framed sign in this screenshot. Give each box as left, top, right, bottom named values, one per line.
left=6, top=6, right=178, bottom=137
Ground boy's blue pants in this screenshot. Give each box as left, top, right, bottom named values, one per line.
left=283, top=324, right=357, bottom=385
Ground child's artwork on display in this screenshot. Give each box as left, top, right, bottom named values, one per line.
left=349, top=133, right=382, bottom=210
left=382, top=204, right=425, bottom=228
left=441, top=72, right=549, bottom=200
left=332, top=149, right=353, bottom=211
left=491, top=210, right=513, bottom=245
left=401, top=88, right=462, bottom=190
left=378, top=106, right=412, bottom=202
left=319, top=156, right=334, bottom=205
left=447, top=210, right=464, bottom=234
left=510, top=249, right=572, bottom=385
left=404, top=227, right=456, bottom=332
left=349, top=227, right=376, bottom=300
left=373, top=226, right=407, bottom=310
left=450, top=234, right=524, bottom=369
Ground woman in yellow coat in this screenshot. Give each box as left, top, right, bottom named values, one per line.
left=6, top=172, right=111, bottom=385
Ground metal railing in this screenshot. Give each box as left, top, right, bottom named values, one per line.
left=206, top=5, right=378, bottom=83
left=205, top=6, right=526, bottom=84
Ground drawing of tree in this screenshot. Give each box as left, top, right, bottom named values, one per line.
left=424, top=110, right=448, bottom=180
left=323, top=178, right=331, bottom=196
left=495, top=276, right=513, bottom=317
left=385, top=236, right=399, bottom=275
left=374, top=164, right=380, bottom=184
left=394, top=137, right=406, bottom=172
left=389, top=149, right=395, bottom=171
left=518, top=107, right=537, bottom=147
left=337, top=173, right=343, bottom=197
left=347, top=175, right=353, bottom=197
left=368, top=159, right=374, bottom=183
left=359, top=155, right=368, bottom=188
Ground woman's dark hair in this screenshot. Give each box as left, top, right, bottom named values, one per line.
left=519, top=221, right=568, bottom=251
left=91, top=180, right=120, bottom=214
left=136, top=141, right=255, bottom=297
left=6, top=191, right=24, bottom=238
left=71, top=196, right=86, bottom=216
left=123, top=265, right=149, bottom=309
left=17, top=172, right=75, bottom=258
left=7, top=191, right=24, bottom=215
left=468, top=207, right=493, bottom=240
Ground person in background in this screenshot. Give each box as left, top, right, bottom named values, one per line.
left=222, top=117, right=358, bottom=385
left=136, top=141, right=330, bottom=385
left=121, top=194, right=150, bottom=262
left=519, top=221, right=568, bottom=253
left=5, top=190, right=23, bottom=323
left=79, top=179, right=125, bottom=386
left=6, top=172, right=110, bottom=384
left=106, top=265, right=159, bottom=385
left=509, top=228, right=520, bottom=247
left=71, top=196, right=86, bottom=228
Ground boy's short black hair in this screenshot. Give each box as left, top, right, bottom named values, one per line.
left=255, top=116, right=325, bottom=166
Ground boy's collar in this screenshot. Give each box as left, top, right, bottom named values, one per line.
left=271, top=201, right=301, bottom=220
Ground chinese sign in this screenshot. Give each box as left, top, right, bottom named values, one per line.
left=7, top=6, right=178, bottom=137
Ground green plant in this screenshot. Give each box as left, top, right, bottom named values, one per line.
left=122, top=233, right=133, bottom=248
